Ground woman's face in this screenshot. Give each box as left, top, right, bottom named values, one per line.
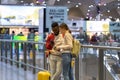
left=59, top=27, right=65, bottom=34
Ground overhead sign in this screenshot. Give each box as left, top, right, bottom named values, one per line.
left=109, top=22, right=120, bottom=35
left=86, top=21, right=109, bottom=36
left=0, top=5, right=44, bottom=26
left=46, top=6, right=67, bottom=32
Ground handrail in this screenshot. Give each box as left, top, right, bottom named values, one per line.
left=0, top=40, right=46, bottom=74
left=0, top=39, right=120, bottom=80
left=79, top=44, right=120, bottom=80
left=1, top=56, right=47, bottom=71
left=82, top=45, right=120, bottom=50
left=0, top=39, right=45, bottom=44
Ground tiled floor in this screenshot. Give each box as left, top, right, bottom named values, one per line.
left=0, top=62, right=37, bottom=80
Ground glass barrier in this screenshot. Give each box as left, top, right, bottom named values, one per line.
left=0, top=39, right=120, bottom=80
left=0, top=40, right=46, bottom=80
left=77, top=42, right=120, bottom=80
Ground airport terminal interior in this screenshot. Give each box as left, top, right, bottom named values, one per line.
left=0, top=0, right=120, bottom=80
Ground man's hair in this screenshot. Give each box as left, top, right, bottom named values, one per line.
left=51, top=22, right=59, bottom=28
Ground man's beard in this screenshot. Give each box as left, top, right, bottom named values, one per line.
left=54, top=32, right=59, bottom=36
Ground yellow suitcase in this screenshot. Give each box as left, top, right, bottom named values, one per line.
left=38, top=71, right=51, bottom=80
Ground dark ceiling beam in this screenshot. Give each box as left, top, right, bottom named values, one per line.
left=46, top=0, right=56, bottom=6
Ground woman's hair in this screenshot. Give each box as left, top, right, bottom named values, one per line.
left=59, top=23, right=69, bottom=30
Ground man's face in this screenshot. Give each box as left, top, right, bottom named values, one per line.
left=52, top=26, right=59, bottom=36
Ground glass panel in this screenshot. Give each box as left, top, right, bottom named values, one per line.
left=79, top=47, right=99, bottom=80
left=104, top=43, right=120, bottom=80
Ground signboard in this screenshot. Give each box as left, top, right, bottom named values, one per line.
left=109, top=22, right=120, bottom=35
left=86, top=21, right=109, bottom=36
left=46, top=6, right=67, bottom=32
left=0, top=5, right=44, bottom=26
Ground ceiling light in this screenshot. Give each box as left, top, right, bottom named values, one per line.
left=87, top=13, right=89, bottom=15
left=76, top=5, right=79, bottom=7
left=20, top=0, right=24, bottom=3
left=118, top=6, right=120, bottom=9
left=88, top=10, right=90, bottom=12
left=89, top=5, right=94, bottom=8
left=42, top=1, right=46, bottom=4
left=67, top=1, right=70, bottom=3
left=78, top=3, right=82, bottom=5
left=116, top=18, right=120, bottom=22
left=36, top=1, right=39, bottom=3
left=107, top=10, right=110, bottom=13
left=30, top=3, right=34, bottom=6
left=98, top=3, right=101, bottom=6
left=109, top=16, right=112, bottom=18
left=90, top=17, right=92, bottom=20
left=104, top=4, right=106, bottom=6
left=57, top=0, right=60, bottom=2
left=67, top=9, right=69, bottom=11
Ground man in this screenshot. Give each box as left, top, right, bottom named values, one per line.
left=27, top=30, right=35, bottom=54
left=45, top=22, right=63, bottom=80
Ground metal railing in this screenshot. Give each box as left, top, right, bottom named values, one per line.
left=0, top=39, right=120, bottom=80
left=0, top=39, right=47, bottom=74
left=74, top=44, right=120, bottom=80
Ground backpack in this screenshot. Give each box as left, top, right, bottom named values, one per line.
left=71, top=39, right=81, bottom=58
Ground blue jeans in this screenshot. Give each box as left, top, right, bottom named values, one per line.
left=62, top=53, right=74, bottom=80
left=69, top=65, right=74, bottom=80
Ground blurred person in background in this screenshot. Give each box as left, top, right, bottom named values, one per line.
left=27, top=30, right=35, bottom=56
left=11, top=30, right=15, bottom=40
left=2, top=29, right=11, bottom=52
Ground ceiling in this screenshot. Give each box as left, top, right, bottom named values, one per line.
left=1, top=0, right=120, bottom=20
left=45, top=0, right=120, bottom=20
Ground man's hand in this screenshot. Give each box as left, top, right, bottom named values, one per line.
left=45, top=50, right=50, bottom=57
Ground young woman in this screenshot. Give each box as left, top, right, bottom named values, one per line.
left=56, top=23, right=74, bottom=80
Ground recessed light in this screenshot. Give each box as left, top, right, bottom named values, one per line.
left=88, top=10, right=90, bottom=12
left=104, top=4, right=106, bottom=6
left=67, top=9, right=69, bottom=11
left=42, top=1, right=46, bottom=4
left=107, top=10, right=110, bottom=12
left=76, top=5, right=79, bottom=7
left=30, top=3, right=34, bottom=6
left=78, top=3, right=81, bottom=5
left=57, top=0, right=60, bottom=2
left=21, top=0, right=24, bottom=3
left=87, top=13, right=89, bottom=15
left=67, top=1, right=70, bottom=3
left=89, top=5, right=94, bottom=8
left=98, top=3, right=101, bottom=6
left=36, top=1, right=39, bottom=3
left=109, top=16, right=112, bottom=18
